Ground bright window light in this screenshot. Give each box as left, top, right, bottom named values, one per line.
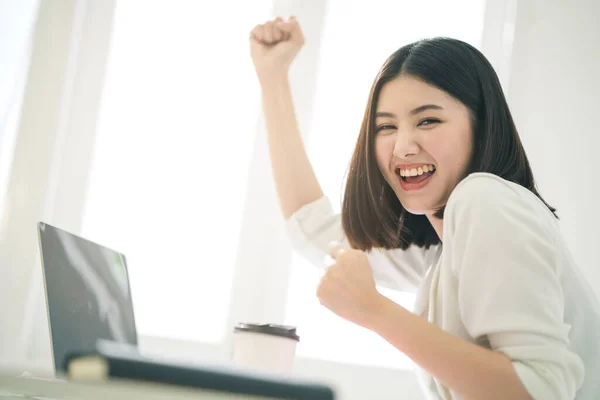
left=82, top=0, right=272, bottom=343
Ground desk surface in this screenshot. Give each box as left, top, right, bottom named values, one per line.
left=0, top=375, right=270, bottom=400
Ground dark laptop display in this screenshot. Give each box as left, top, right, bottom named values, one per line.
left=37, top=222, right=138, bottom=373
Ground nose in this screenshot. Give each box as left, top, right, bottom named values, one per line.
left=392, top=130, right=421, bottom=159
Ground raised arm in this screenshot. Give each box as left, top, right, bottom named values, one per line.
left=249, top=18, right=432, bottom=292
left=250, top=17, right=322, bottom=218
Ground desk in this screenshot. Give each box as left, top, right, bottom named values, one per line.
left=0, top=375, right=271, bottom=400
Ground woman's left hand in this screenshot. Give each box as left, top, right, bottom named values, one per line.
left=316, top=242, right=384, bottom=329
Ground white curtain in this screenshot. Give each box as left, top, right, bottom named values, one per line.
left=0, top=0, right=40, bottom=227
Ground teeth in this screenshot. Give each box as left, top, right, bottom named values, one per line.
left=398, top=164, right=435, bottom=177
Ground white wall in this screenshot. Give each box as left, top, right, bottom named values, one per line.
left=508, top=0, right=600, bottom=295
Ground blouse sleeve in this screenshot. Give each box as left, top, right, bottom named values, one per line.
left=286, top=195, right=431, bottom=292
left=445, top=174, right=585, bottom=400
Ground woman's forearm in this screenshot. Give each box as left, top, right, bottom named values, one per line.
left=367, top=295, right=532, bottom=400
left=260, top=74, right=323, bottom=218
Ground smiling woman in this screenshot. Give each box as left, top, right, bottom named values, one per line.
left=251, top=15, right=600, bottom=400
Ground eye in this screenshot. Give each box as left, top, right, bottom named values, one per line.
left=418, top=118, right=441, bottom=127
left=376, top=124, right=396, bottom=134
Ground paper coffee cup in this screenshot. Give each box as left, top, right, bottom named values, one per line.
left=232, top=323, right=299, bottom=374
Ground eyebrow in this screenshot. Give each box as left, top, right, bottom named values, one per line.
left=376, top=104, right=444, bottom=118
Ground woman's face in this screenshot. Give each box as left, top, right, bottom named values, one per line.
left=374, top=75, right=473, bottom=216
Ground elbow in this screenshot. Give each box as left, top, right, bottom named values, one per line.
left=285, top=215, right=334, bottom=267
left=511, top=358, right=584, bottom=400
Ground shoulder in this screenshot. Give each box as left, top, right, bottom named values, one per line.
left=446, top=172, right=543, bottom=214
left=445, top=173, right=554, bottom=231
left=447, top=173, right=521, bottom=207
left=444, top=174, right=560, bottom=275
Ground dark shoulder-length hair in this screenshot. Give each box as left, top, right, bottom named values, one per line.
left=342, top=37, right=556, bottom=251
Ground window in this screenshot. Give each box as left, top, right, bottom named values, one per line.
left=285, top=0, right=485, bottom=368
left=82, top=0, right=272, bottom=343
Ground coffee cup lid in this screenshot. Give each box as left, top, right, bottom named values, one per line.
left=234, top=323, right=300, bottom=341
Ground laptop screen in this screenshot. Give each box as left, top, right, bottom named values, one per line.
left=37, top=222, right=138, bottom=373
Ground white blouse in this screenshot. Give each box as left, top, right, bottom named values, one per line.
left=286, top=172, right=600, bottom=400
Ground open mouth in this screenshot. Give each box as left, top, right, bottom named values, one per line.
left=395, top=165, right=436, bottom=189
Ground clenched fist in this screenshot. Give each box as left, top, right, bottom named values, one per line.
left=317, top=242, right=384, bottom=329
left=249, top=16, right=304, bottom=81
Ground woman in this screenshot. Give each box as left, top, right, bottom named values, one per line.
left=249, top=17, right=600, bottom=399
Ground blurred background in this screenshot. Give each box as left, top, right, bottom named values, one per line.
left=0, top=0, right=598, bottom=398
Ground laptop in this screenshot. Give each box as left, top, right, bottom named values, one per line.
left=37, top=222, right=138, bottom=375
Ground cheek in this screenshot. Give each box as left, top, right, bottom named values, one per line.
left=374, top=136, right=394, bottom=174
left=428, top=126, right=472, bottom=172
left=451, top=127, right=473, bottom=172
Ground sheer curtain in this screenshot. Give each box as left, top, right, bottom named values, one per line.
left=285, top=0, right=486, bottom=368
left=0, top=0, right=39, bottom=228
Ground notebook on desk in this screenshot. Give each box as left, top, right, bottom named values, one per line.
left=64, top=339, right=334, bottom=400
